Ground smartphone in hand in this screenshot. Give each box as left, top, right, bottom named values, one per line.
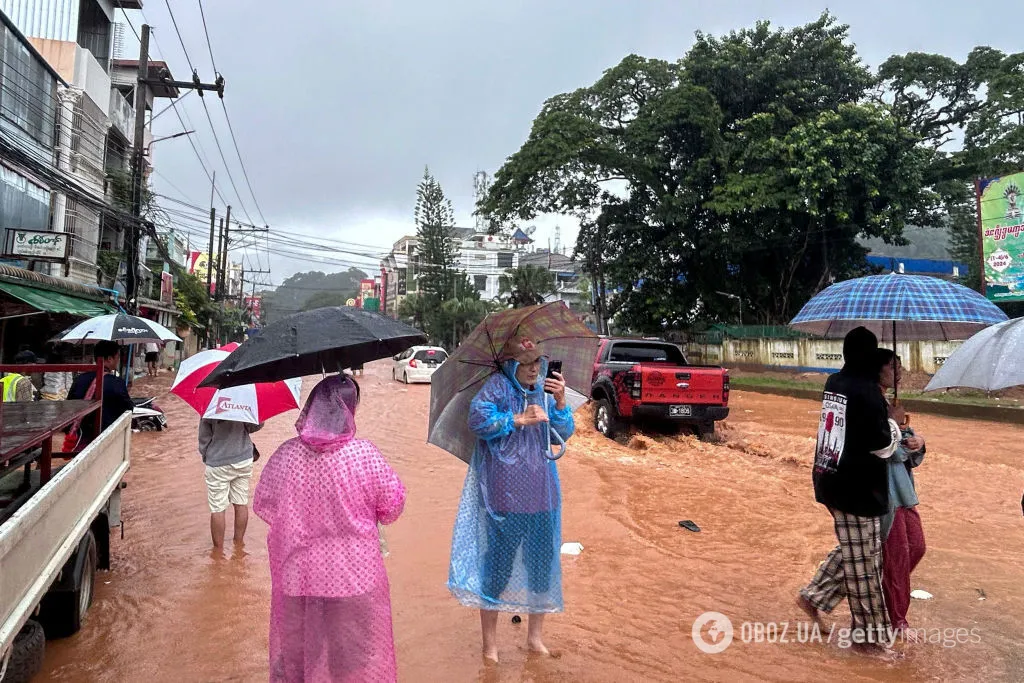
left=544, top=360, right=563, bottom=393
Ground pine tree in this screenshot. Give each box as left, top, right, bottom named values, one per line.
left=414, top=167, right=459, bottom=301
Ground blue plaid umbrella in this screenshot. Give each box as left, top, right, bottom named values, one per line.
left=790, top=273, right=1008, bottom=342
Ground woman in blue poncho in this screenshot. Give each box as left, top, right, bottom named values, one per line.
left=448, top=335, right=575, bottom=663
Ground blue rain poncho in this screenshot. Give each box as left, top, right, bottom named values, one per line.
left=448, top=358, right=575, bottom=613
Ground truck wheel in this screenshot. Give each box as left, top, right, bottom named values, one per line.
left=2, top=620, right=45, bottom=683
left=38, top=531, right=97, bottom=639
left=697, top=421, right=719, bottom=443
left=594, top=399, right=620, bottom=439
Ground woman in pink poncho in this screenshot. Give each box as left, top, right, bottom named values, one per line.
left=253, top=374, right=406, bottom=682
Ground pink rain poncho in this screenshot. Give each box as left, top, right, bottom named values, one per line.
left=253, top=375, right=406, bottom=683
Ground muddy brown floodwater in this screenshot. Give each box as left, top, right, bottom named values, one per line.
left=38, top=363, right=1024, bottom=682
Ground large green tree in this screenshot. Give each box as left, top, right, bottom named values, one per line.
left=414, top=167, right=460, bottom=301
left=479, top=14, right=940, bottom=331
left=878, top=47, right=1024, bottom=316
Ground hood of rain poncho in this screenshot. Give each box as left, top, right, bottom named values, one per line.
left=295, top=374, right=359, bottom=448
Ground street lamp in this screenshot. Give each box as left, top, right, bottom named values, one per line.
left=145, top=129, right=194, bottom=155
left=715, top=291, right=743, bottom=326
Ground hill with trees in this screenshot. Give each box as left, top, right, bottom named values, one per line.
left=261, top=268, right=368, bottom=324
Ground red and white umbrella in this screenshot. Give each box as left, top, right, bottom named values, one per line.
left=171, top=343, right=302, bottom=424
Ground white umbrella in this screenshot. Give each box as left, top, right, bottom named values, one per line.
left=925, top=317, right=1024, bottom=392
left=54, top=313, right=181, bottom=344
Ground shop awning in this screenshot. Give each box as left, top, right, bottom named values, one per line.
left=0, top=281, right=115, bottom=317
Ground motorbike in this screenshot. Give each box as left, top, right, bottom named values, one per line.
left=132, top=397, right=167, bottom=432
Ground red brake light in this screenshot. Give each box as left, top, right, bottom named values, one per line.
left=723, top=373, right=730, bottom=403
left=625, top=371, right=642, bottom=400
left=409, top=359, right=418, bottom=368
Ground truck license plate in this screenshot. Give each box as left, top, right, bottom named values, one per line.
left=669, top=405, right=692, bottom=417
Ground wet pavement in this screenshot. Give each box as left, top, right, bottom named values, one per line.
left=37, top=364, right=1024, bottom=682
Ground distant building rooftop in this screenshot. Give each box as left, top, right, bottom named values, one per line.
left=112, top=59, right=179, bottom=97
left=519, top=250, right=578, bottom=274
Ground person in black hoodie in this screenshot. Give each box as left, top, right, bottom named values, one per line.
left=797, top=326, right=903, bottom=654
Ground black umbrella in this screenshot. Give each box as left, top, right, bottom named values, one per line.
left=199, top=306, right=426, bottom=389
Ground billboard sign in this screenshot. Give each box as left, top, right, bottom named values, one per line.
left=244, top=295, right=262, bottom=320
left=359, top=279, right=375, bottom=300
left=7, top=229, right=68, bottom=260
left=979, top=174, right=1024, bottom=302
left=160, top=272, right=173, bottom=304
left=188, top=251, right=210, bottom=278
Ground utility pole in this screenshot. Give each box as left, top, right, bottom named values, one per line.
left=126, top=23, right=224, bottom=355
left=125, top=24, right=151, bottom=316
left=219, top=206, right=232, bottom=302
left=128, top=25, right=226, bottom=311
left=206, top=171, right=216, bottom=297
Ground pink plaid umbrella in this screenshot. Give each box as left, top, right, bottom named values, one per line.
left=171, top=343, right=302, bottom=424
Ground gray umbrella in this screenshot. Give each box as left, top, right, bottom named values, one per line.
left=924, top=317, right=1024, bottom=392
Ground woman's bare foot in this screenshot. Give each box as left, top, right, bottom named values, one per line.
left=526, top=614, right=549, bottom=656
left=796, top=594, right=824, bottom=628
left=480, top=610, right=499, bottom=663
left=850, top=642, right=901, bottom=661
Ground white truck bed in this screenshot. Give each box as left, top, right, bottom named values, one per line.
left=0, top=413, right=131, bottom=658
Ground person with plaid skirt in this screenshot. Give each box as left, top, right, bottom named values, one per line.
left=797, top=327, right=902, bottom=656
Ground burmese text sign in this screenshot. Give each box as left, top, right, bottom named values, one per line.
left=978, top=173, right=1024, bottom=302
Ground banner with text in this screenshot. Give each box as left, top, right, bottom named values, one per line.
left=979, top=173, right=1024, bottom=302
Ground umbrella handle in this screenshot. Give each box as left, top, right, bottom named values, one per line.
left=546, top=426, right=566, bottom=461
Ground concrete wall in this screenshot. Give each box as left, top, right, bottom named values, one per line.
left=685, top=337, right=962, bottom=375
left=72, top=43, right=109, bottom=115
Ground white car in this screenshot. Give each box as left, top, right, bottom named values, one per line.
left=393, top=346, right=448, bottom=383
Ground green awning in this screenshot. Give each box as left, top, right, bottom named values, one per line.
left=0, top=281, right=114, bottom=317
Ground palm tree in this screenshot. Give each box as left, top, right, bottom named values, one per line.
left=499, top=265, right=556, bottom=308
left=441, top=297, right=493, bottom=348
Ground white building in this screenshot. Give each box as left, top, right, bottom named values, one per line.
left=381, top=229, right=521, bottom=315
left=454, top=229, right=519, bottom=301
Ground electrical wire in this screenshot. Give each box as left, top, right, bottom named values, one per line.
left=196, top=0, right=218, bottom=75
left=219, top=99, right=267, bottom=225
left=162, top=0, right=195, bottom=74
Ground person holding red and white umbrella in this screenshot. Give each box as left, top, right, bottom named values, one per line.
left=172, top=344, right=303, bottom=550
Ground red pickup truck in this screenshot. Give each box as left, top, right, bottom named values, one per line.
left=590, top=338, right=729, bottom=440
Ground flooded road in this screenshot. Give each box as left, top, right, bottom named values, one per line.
left=38, top=364, right=1024, bottom=682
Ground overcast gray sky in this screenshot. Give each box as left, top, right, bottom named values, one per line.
left=125, top=0, right=1011, bottom=284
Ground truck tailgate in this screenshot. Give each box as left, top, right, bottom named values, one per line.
left=641, top=366, right=726, bottom=404
left=0, top=413, right=131, bottom=656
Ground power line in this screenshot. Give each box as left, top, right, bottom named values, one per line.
left=196, top=0, right=218, bottom=75
left=119, top=11, right=228, bottom=208
left=145, top=2, right=256, bottom=224
left=198, top=97, right=254, bottom=223
left=219, top=99, right=267, bottom=225
left=162, top=0, right=195, bottom=73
